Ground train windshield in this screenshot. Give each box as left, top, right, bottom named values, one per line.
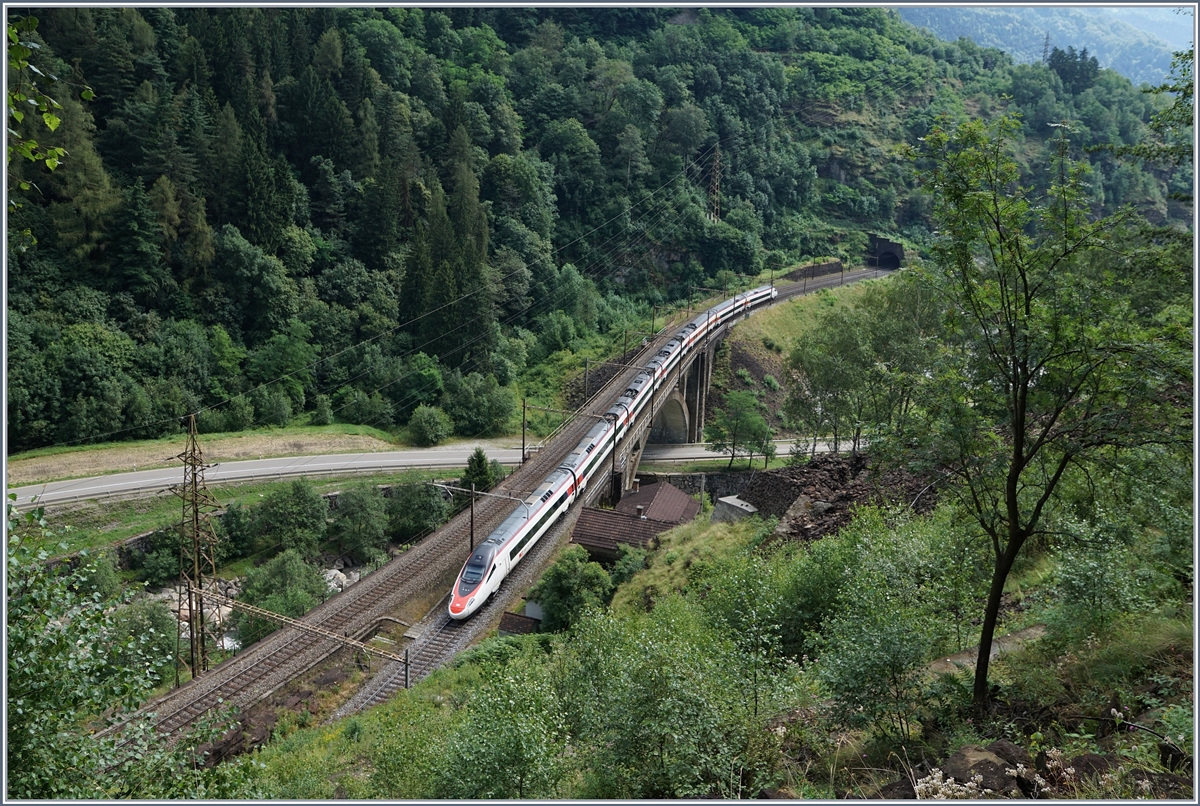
left=460, top=546, right=495, bottom=586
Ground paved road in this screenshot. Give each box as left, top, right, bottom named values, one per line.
left=7, top=444, right=526, bottom=509
left=7, top=440, right=851, bottom=509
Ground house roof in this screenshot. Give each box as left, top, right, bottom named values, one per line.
left=498, top=612, right=540, bottom=636
left=570, top=507, right=675, bottom=557
left=614, top=481, right=701, bottom=524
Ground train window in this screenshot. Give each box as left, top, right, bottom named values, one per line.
left=487, top=565, right=497, bottom=582
left=460, top=546, right=494, bottom=585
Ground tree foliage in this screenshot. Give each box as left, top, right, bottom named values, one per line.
left=6, top=502, right=261, bottom=798
left=233, top=548, right=329, bottom=646
left=329, top=484, right=389, bottom=564
left=387, top=482, right=450, bottom=543
left=527, top=544, right=613, bottom=633
left=906, top=112, right=1191, bottom=711
left=705, top=390, right=771, bottom=469
left=6, top=8, right=1182, bottom=454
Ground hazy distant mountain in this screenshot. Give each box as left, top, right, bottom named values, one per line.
left=897, top=6, right=1189, bottom=86
left=1100, top=7, right=1195, bottom=53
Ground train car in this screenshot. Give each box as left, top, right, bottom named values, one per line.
left=448, top=424, right=619, bottom=620
left=448, top=470, right=573, bottom=619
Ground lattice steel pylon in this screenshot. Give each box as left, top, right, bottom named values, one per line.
left=173, top=413, right=225, bottom=686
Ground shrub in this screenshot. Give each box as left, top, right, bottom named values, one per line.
left=330, top=484, right=389, bottom=564
left=217, top=500, right=256, bottom=560
left=528, top=545, right=613, bottom=632
left=735, top=367, right=755, bottom=386
left=310, top=394, right=333, bottom=426
left=140, top=546, right=180, bottom=589
left=610, top=544, right=648, bottom=587
left=388, top=483, right=450, bottom=542
left=762, top=374, right=780, bottom=391
left=255, top=480, right=328, bottom=559
left=110, top=598, right=178, bottom=681
left=225, top=395, right=255, bottom=431
left=1048, top=519, right=1150, bottom=640
left=75, top=551, right=120, bottom=601
left=442, top=372, right=515, bottom=437
left=408, top=404, right=453, bottom=446
left=460, top=447, right=501, bottom=493
left=335, top=387, right=395, bottom=427
left=257, top=389, right=293, bottom=426
left=234, top=549, right=327, bottom=646
left=196, top=408, right=227, bottom=434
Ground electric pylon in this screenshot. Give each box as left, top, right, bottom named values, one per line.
left=173, top=413, right=225, bottom=685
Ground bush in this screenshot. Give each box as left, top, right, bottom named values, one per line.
left=537, top=309, right=577, bottom=356
left=459, top=447, right=501, bottom=494
left=736, top=367, right=755, bottom=386
left=217, top=500, right=256, bottom=560
left=610, top=544, right=648, bottom=587
left=528, top=545, right=613, bottom=632
left=310, top=394, right=333, bottom=426
left=255, top=480, right=328, bottom=559
left=1049, top=519, right=1150, bottom=640
left=442, top=371, right=515, bottom=437
left=330, top=484, right=389, bottom=564
left=140, top=547, right=179, bottom=589
left=234, top=549, right=327, bottom=646
left=388, top=483, right=450, bottom=543
left=408, top=404, right=453, bottom=446
left=762, top=374, right=780, bottom=391
left=225, top=395, right=256, bottom=431
left=196, top=407, right=228, bottom=434
left=256, top=388, right=293, bottom=426
left=75, top=551, right=120, bottom=601
left=335, top=387, right=395, bottom=427
left=110, top=598, right=178, bottom=681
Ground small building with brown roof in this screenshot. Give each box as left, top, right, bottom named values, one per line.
left=571, top=480, right=701, bottom=562
left=498, top=611, right=541, bottom=636
left=614, top=479, right=702, bottom=524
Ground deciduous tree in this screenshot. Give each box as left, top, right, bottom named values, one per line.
left=705, top=390, right=771, bottom=469
left=908, top=113, right=1190, bottom=712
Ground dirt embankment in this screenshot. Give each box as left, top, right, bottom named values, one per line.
left=7, top=433, right=399, bottom=487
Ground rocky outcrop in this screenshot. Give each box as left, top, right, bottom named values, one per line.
left=866, top=740, right=1194, bottom=800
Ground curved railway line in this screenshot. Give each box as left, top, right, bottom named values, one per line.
left=105, top=269, right=887, bottom=748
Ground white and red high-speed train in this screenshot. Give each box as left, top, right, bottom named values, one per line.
left=448, top=284, right=778, bottom=619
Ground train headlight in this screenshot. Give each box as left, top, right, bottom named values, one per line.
left=468, top=597, right=476, bottom=607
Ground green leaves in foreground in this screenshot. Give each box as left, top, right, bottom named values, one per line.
left=5, top=500, right=261, bottom=798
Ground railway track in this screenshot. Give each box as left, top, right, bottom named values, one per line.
left=111, top=270, right=891, bottom=746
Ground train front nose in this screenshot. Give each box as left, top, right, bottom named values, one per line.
left=448, top=592, right=479, bottom=619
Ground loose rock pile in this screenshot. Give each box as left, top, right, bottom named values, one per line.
left=864, top=741, right=1193, bottom=799
left=738, top=454, right=937, bottom=541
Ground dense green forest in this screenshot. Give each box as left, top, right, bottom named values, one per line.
left=6, top=6, right=1187, bottom=455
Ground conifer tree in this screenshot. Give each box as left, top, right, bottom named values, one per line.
left=111, top=181, right=169, bottom=306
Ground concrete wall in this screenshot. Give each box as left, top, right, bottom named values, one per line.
left=632, top=470, right=758, bottom=505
